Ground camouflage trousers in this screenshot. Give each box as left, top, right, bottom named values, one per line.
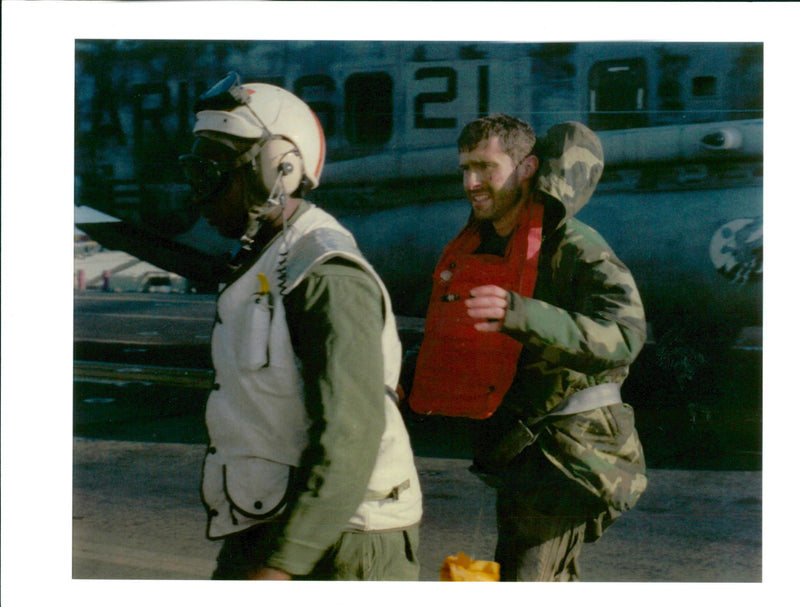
left=494, top=445, right=605, bottom=581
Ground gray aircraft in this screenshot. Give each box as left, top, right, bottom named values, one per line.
left=74, top=40, right=763, bottom=465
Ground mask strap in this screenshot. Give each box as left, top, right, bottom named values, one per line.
left=266, top=169, right=287, bottom=208
left=232, top=137, right=269, bottom=169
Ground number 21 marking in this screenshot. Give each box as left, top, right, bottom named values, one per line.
left=414, top=65, right=489, bottom=129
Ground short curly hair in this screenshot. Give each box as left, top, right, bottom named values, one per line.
left=457, top=114, right=537, bottom=164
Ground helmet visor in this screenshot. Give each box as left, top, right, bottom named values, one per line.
left=179, top=154, right=234, bottom=203
left=194, top=71, right=251, bottom=113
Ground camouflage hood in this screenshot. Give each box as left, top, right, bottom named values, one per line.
left=534, top=121, right=604, bottom=225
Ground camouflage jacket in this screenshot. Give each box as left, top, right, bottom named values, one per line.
left=491, top=122, right=648, bottom=529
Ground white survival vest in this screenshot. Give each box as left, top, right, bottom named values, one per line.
left=202, top=205, right=422, bottom=539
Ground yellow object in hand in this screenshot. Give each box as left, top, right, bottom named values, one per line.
left=440, top=552, right=500, bottom=581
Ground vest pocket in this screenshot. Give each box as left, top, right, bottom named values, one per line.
left=237, top=292, right=273, bottom=370
left=223, top=456, right=294, bottom=520
left=203, top=453, right=295, bottom=527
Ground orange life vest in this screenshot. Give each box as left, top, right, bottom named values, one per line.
left=409, top=199, right=544, bottom=419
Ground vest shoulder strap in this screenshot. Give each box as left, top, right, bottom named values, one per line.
left=281, top=227, right=366, bottom=295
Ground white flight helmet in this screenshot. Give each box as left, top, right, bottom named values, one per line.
left=192, top=73, right=326, bottom=198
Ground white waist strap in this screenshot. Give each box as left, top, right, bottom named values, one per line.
left=533, top=383, right=622, bottom=425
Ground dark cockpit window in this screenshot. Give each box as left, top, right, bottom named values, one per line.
left=692, top=76, right=717, bottom=97
left=588, top=58, right=648, bottom=130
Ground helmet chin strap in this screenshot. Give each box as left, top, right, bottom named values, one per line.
left=266, top=161, right=294, bottom=207
left=269, top=166, right=292, bottom=251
